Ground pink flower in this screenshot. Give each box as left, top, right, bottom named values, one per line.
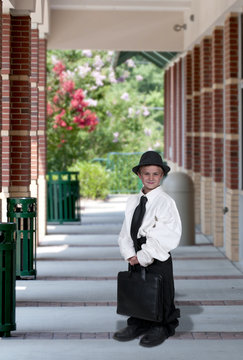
left=126, top=59, right=136, bottom=68
left=72, top=89, right=85, bottom=102
left=144, top=128, right=152, bottom=136
left=47, top=103, right=53, bottom=116
left=53, top=61, right=66, bottom=75
left=143, top=106, right=150, bottom=117
left=121, top=92, right=130, bottom=101
left=53, top=94, right=59, bottom=104
left=62, top=80, right=75, bottom=94
left=82, top=50, right=92, bottom=57
left=136, top=75, right=143, bottom=81
left=91, top=71, right=106, bottom=86
left=60, top=120, right=67, bottom=127
left=55, top=109, right=66, bottom=124
left=112, top=132, right=119, bottom=142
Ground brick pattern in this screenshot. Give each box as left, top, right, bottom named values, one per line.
left=224, top=15, right=239, bottom=190
left=38, top=38, right=47, bottom=177
left=184, top=52, right=192, bottom=170
left=30, top=28, right=39, bottom=189
left=192, top=45, right=201, bottom=174
left=212, top=27, right=224, bottom=247
left=0, top=2, right=2, bottom=218
left=172, top=64, right=177, bottom=163
left=200, top=37, right=213, bottom=235
left=10, top=15, right=31, bottom=193
left=224, top=14, right=239, bottom=261
left=164, top=70, right=168, bottom=159
left=177, top=59, right=183, bottom=167
left=0, top=13, right=11, bottom=220
left=164, top=14, right=241, bottom=261
left=166, top=67, right=172, bottom=160
left=191, top=45, right=201, bottom=225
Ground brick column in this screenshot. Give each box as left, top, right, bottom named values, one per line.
left=224, top=14, right=239, bottom=261
left=172, top=64, right=177, bottom=165
left=38, top=36, right=47, bottom=240
left=30, top=24, right=39, bottom=198
left=10, top=15, right=31, bottom=198
left=165, top=67, right=172, bottom=163
left=184, top=52, right=193, bottom=175
left=0, top=2, right=2, bottom=220
left=200, top=36, right=213, bottom=235
left=212, top=27, right=224, bottom=247
left=164, top=70, right=168, bottom=159
left=192, top=45, right=201, bottom=225
left=177, top=59, right=183, bottom=168
left=0, top=12, right=11, bottom=220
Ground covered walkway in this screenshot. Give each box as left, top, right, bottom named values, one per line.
left=1, top=196, right=243, bottom=359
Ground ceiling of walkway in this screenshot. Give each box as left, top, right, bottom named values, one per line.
left=49, top=0, right=192, bottom=12
left=48, top=0, right=191, bottom=51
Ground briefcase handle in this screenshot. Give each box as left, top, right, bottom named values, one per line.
left=128, top=264, right=146, bottom=280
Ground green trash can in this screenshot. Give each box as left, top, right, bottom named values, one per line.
left=7, top=198, right=37, bottom=279
left=0, top=222, right=17, bottom=337
left=47, top=171, right=80, bottom=224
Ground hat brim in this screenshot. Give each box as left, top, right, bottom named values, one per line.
left=132, top=162, right=170, bottom=175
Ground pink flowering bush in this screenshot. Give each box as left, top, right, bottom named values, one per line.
left=47, top=50, right=164, bottom=172
left=47, top=57, right=99, bottom=170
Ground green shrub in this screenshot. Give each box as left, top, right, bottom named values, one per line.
left=107, top=152, right=142, bottom=193
left=68, top=161, right=110, bottom=199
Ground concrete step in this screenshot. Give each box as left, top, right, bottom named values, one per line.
left=15, top=305, right=243, bottom=333
left=2, top=339, right=243, bottom=360
left=16, top=278, right=243, bottom=303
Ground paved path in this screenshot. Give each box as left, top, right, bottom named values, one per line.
left=1, top=195, right=243, bottom=359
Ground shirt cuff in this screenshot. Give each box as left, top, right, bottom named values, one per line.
left=137, top=249, right=154, bottom=267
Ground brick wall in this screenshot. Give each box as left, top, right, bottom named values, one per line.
left=212, top=27, right=224, bottom=246
left=177, top=59, right=183, bottom=167
left=192, top=45, right=201, bottom=225
left=0, top=13, right=11, bottom=219
left=10, top=15, right=31, bottom=195
left=184, top=52, right=192, bottom=171
left=224, top=14, right=239, bottom=261
left=0, top=1, right=2, bottom=218
left=200, top=37, right=213, bottom=235
left=30, top=26, right=39, bottom=195
left=163, top=12, right=241, bottom=261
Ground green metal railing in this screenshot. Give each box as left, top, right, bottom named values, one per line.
left=47, top=171, right=80, bottom=224
left=0, top=222, right=16, bottom=337
left=7, top=198, right=37, bottom=279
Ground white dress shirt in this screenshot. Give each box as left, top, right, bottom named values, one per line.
left=118, top=185, right=182, bottom=267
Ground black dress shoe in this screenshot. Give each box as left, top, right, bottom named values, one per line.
left=139, top=326, right=168, bottom=347
left=113, top=325, right=148, bottom=342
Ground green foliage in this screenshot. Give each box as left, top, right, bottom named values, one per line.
left=47, top=50, right=165, bottom=172
left=107, top=152, right=142, bottom=194
left=68, top=161, right=110, bottom=199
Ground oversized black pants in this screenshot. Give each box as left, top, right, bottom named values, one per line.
left=127, top=255, right=180, bottom=337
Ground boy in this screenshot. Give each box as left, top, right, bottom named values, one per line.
left=113, top=151, right=181, bottom=347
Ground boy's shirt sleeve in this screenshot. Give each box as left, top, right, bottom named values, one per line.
left=137, top=198, right=181, bottom=267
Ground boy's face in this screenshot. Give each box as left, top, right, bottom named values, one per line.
left=138, top=165, right=164, bottom=194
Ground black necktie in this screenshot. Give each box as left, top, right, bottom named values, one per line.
left=130, top=196, right=147, bottom=252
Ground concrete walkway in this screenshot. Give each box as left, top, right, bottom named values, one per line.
left=1, top=195, right=243, bottom=359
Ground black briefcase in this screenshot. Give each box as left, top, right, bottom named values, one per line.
left=117, top=267, right=163, bottom=322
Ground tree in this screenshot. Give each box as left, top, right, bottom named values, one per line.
left=47, top=50, right=164, bottom=171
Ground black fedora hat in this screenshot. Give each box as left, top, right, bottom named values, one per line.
left=132, top=151, right=170, bottom=175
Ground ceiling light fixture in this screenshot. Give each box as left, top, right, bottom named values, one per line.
left=173, top=24, right=187, bottom=32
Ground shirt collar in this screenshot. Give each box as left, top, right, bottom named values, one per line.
left=139, top=185, right=163, bottom=202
